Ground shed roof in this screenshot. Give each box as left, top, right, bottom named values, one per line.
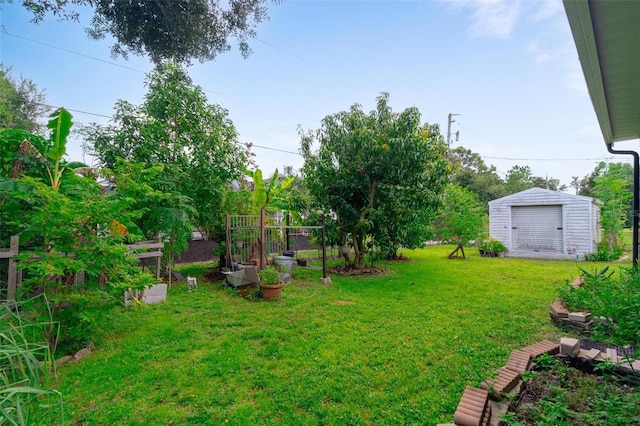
left=488, top=187, right=600, bottom=206
left=563, top=0, right=640, bottom=144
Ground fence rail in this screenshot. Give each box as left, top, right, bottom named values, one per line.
left=0, top=236, right=163, bottom=304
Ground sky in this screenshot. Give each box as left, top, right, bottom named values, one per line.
left=1, top=0, right=635, bottom=189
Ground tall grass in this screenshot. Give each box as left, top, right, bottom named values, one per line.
left=0, top=296, right=64, bottom=425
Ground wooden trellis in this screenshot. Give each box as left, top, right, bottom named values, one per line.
left=226, top=210, right=328, bottom=278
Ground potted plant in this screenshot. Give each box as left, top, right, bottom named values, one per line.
left=259, top=265, right=284, bottom=301
left=296, top=253, right=308, bottom=267
left=478, top=239, right=507, bottom=257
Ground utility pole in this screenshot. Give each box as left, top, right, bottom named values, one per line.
left=447, top=113, right=461, bottom=147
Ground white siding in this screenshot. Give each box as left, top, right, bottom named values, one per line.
left=488, top=188, right=601, bottom=259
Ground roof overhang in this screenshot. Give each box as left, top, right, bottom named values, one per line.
left=563, top=0, right=640, bottom=144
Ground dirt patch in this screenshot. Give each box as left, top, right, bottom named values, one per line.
left=387, top=253, right=412, bottom=262
left=205, top=268, right=227, bottom=283
left=329, top=265, right=386, bottom=277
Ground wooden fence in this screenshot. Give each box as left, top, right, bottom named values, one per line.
left=0, top=236, right=163, bottom=304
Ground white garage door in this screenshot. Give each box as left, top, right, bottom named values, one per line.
left=511, top=205, right=563, bottom=252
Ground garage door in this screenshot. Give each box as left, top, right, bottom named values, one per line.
left=511, top=205, right=563, bottom=252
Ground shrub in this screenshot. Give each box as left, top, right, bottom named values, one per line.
left=584, top=241, right=623, bottom=261
left=559, top=266, right=640, bottom=346
left=478, top=239, right=507, bottom=257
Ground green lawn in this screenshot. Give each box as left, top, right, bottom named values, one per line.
left=51, top=246, right=620, bottom=425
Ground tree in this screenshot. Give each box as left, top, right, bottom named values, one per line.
left=0, top=64, right=49, bottom=133
left=592, top=162, right=633, bottom=253
left=83, top=62, right=246, bottom=260
left=448, top=146, right=506, bottom=206
left=18, top=0, right=275, bottom=64
left=504, top=165, right=534, bottom=194
left=300, top=93, right=451, bottom=269
left=432, top=185, right=487, bottom=259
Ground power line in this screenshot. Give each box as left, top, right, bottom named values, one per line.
left=1, top=28, right=236, bottom=99
left=0, top=94, right=113, bottom=119
left=483, top=155, right=615, bottom=161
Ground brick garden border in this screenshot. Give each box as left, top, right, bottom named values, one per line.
left=438, top=276, right=640, bottom=425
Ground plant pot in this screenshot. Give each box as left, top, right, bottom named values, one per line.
left=297, top=259, right=307, bottom=266
left=260, top=283, right=285, bottom=301
left=497, top=252, right=505, bottom=258
left=234, top=240, right=244, bottom=248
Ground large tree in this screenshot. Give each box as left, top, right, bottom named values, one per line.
left=83, top=62, right=246, bottom=251
left=17, top=0, right=275, bottom=64
left=448, top=146, right=506, bottom=205
left=0, top=64, right=49, bottom=133
left=300, top=93, right=451, bottom=269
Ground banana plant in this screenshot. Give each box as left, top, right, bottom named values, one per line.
left=45, top=107, right=72, bottom=191
left=244, top=168, right=295, bottom=213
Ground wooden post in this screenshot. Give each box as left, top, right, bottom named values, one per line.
left=155, top=235, right=162, bottom=279
left=259, top=208, right=265, bottom=269
left=225, top=214, right=232, bottom=270
left=7, top=236, right=19, bottom=304
left=322, top=214, right=327, bottom=279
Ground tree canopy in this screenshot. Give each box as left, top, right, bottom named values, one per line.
left=300, top=93, right=451, bottom=268
left=83, top=62, right=246, bottom=249
left=18, top=0, right=275, bottom=64
left=0, top=64, right=49, bottom=133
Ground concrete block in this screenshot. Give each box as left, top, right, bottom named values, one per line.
left=480, top=367, right=520, bottom=394
left=568, top=312, right=591, bottom=323
left=505, top=350, right=531, bottom=374
left=580, top=348, right=602, bottom=360
left=559, top=317, right=593, bottom=331
left=454, top=386, right=488, bottom=426
left=320, top=277, right=332, bottom=284
left=605, top=348, right=619, bottom=364
left=560, top=337, right=580, bottom=357
left=142, top=283, right=167, bottom=304
left=570, top=277, right=584, bottom=287
left=520, top=340, right=559, bottom=358
left=488, top=400, right=508, bottom=426
left=550, top=300, right=569, bottom=318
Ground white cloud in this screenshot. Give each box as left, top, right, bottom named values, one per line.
left=460, top=0, right=522, bottom=39
left=527, top=41, right=553, bottom=64
left=530, top=0, right=564, bottom=23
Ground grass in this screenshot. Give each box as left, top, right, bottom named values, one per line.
left=47, top=246, right=621, bottom=425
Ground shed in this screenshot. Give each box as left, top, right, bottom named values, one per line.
left=488, top=188, right=601, bottom=260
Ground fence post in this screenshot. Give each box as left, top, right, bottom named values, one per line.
left=156, top=235, right=162, bottom=279
left=7, top=235, right=19, bottom=304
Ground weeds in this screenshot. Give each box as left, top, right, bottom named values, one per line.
left=0, top=295, right=64, bottom=425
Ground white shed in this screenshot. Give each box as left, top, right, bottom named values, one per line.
left=488, top=188, right=602, bottom=260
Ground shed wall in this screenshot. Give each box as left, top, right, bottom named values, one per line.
left=489, top=189, right=599, bottom=259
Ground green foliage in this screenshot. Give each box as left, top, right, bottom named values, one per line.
left=592, top=163, right=632, bottom=252
left=448, top=146, right=506, bottom=206
left=0, top=296, right=64, bottom=425
left=1, top=117, right=159, bottom=352
left=584, top=240, right=624, bottom=261
left=301, top=93, right=451, bottom=268
left=245, top=167, right=295, bottom=214
left=0, top=64, right=49, bottom=133
left=21, top=0, right=274, bottom=64
left=258, top=265, right=281, bottom=286
left=432, top=185, right=487, bottom=248
left=504, top=353, right=640, bottom=425
left=84, top=62, right=246, bottom=258
left=478, top=238, right=507, bottom=256
left=559, top=266, right=640, bottom=346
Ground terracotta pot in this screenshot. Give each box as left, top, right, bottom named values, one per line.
left=260, top=282, right=285, bottom=301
